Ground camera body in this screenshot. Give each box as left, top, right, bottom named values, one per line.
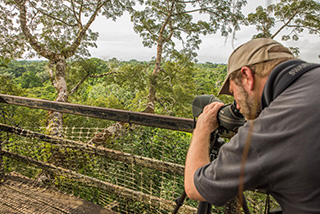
left=192, top=95, right=246, bottom=137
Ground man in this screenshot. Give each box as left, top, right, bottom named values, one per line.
left=184, top=38, right=320, bottom=213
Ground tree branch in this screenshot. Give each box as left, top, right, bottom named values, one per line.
left=286, top=25, right=320, bottom=34
left=159, top=0, right=176, bottom=41
left=176, top=0, right=200, bottom=3
left=29, top=2, right=77, bottom=27
left=163, top=20, right=174, bottom=42
left=140, top=20, right=157, bottom=38
left=16, top=0, right=54, bottom=60
left=68, top=73, right=90, bottom=96
left=161, top=1, right=175, bottom=33
left=173, top=7, right=219, bottom=16
left=65, top=0, right=104, bottom=58
left=272, top=9, right=299, bottom=39
left=70, top=0, right=82, bottom=28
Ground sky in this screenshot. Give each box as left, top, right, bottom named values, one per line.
left=87, top=0, right=320, bottom=64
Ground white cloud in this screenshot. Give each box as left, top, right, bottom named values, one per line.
left=88, top=1, right=319, bottom=64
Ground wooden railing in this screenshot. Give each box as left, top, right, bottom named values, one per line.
left=0, top=94, right=194, bottom=132
left=0, top=94, right=197, bottom=213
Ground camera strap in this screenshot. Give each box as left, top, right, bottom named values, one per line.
left=261, top=59, right=320, bottom=110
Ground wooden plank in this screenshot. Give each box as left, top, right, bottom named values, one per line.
left=0, top=94, right=194, bottom=133
left=0, top=172, right=117, bottom=214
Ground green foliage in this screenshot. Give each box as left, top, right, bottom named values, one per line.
left=18, top=70, right=43, bottom=88
left=0, top=75, right=24, bottom=95
left=0, top=0, right=134, bottom=59
left=273, top=0, right=320, bottom=36
left=247, top=0, right=320, bottom=56
left=0, top=57, right=10, bottom=68
left=194, top=62, right=233, bottom=104
left=0, top=60, right=49, bottom=87
left=68, top=58, right=149, bottom=105
left=247, top=6, right=275, bottom=38
left=25, top=81, right=57, bottom=100
left=131, top=0, right=247, bottom=60
left=154, top=59, right=196, bottom=117
left=0, top=60, right=47, bottom=78
left=66, top=58, right=109, bottom=95
left=0, top=104, right=48, bottom=128
left=2, top=135, right=52, bottom=178
left=0, top=61, right=54, bottom=128
left=100, top=59, right=150, bottom=95
left=0, top=59, right=232, bottom=127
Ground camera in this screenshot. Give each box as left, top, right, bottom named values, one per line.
left=192, top=95, right=246, bottom=137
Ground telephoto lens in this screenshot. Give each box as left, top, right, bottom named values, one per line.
left=192, top=95, right=223, bottom=117
left=217, top=100, right=245, bottom=132
left=192, top=95, right=246, bottom=138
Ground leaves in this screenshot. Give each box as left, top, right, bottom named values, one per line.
left=247, top=6, right=275, bottom=38
left=247, top=0, right=320, bottom=42
left=131, top=0, right=246, bottom=60
left=0, top=0, right=134, bottom=59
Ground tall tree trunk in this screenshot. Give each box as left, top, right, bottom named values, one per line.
left=39, top=56, right=69, bottom=181
left=47, top=56, right=68, bottom=137
left=144, top=40, right=163, bottom=114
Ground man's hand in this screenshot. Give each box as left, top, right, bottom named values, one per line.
left=196, top=102, right=225, bottom=134
left=184, top=102, right=224, bottom=201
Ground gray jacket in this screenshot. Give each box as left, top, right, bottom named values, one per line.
left=194, top=65, right=320, bottom=213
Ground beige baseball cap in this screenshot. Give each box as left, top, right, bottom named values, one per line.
left=218, top=38, right=294, bottom=95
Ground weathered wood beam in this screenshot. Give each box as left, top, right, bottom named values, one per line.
left=0, top=94, right=194, bottom=133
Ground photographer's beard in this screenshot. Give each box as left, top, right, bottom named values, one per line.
left=237, top=84, right=261, bottom=120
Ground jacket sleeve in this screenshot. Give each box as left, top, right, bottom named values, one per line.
left=193, top=121, right=269, bottom=206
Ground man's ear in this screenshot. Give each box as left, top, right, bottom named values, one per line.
left=240, top=67, right=255, bottom=91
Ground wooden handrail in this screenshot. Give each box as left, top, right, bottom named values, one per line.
left=0, top=94, right=194, bottom=132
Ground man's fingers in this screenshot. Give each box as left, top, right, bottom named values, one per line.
left=203, top=102, right=224, bottom=113
left=212, top=102, right=224, bottom=112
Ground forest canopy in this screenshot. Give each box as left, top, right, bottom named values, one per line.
left=0, top=59, right=230, bottom=127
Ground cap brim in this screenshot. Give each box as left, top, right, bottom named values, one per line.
left=218, top=76, right=232, bottom=95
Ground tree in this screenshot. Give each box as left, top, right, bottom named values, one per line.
left=151, top=55, right=197, bottom=117
left=18, top=70, right=43, bottom=88
left=0, top=0, right=133, bottom=136
left=247, top=0, right=320, bottom=56
left=0, top=57, right=10, bottom=68
left=66, top=58, right=111, bottom=97
left=130, top=0, right=247, bottom=113
left=0, top=75, right=23, bottom=94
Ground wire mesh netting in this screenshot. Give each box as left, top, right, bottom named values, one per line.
left=0, top=103, right=280, bottom=214
left=1, top=123, right=199, bottom=213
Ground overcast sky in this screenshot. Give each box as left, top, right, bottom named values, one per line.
left=88, top=0, right=320, bottom=64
